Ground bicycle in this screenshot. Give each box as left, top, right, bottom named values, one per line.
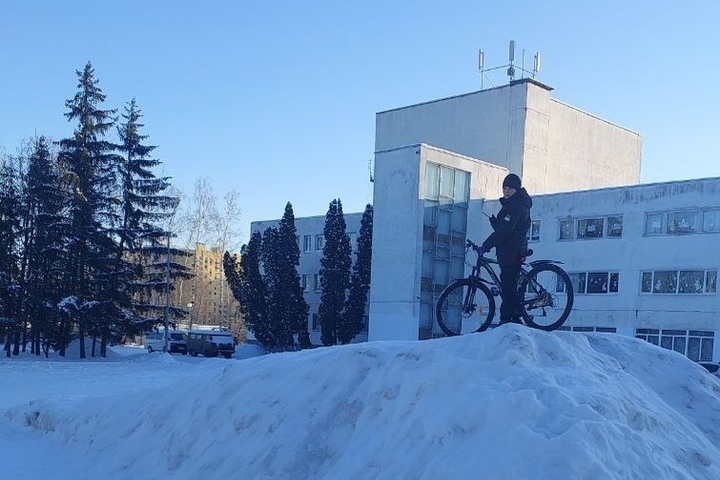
left=435, top=239, right=574, bottom=335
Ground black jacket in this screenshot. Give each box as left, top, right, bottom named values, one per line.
left=481, top=187, right=532, bottom=265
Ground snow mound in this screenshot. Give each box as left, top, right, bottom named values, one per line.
left=9, top=325, right=720, bottom=479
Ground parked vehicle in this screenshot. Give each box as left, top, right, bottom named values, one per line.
left=143, top=330, right=188, bottom=354
left=187, top=329, right=236, bottom=358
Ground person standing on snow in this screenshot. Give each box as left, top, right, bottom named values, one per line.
left=481, top=173, right=533, bottom=325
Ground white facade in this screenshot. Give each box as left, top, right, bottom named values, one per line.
left=375, top=79, right=642, bottom=195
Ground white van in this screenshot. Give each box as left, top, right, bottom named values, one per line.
left=143, top=330, right=188, bottom=354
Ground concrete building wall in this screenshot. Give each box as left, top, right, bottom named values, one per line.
left=367, top=143, right=507, bottom=341
left=375, top=79, right=642, bottom=196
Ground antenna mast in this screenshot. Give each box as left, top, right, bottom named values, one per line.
left=478, top=40, right=541, bottom=89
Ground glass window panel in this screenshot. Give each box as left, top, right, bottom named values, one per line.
left=529, top=220, right=541, bottom=242
left=578, top=218, right=604, bottom=239
left=424, top=202, right=438, bottom=226
left=667, top=210, right=698, bottom=235
left=421, top=251, right=434, bottom=276
left=315, top=235, right=324, bottom=251
left=569, top=272, right=587, bottom=294
left=587, top=272, right=609, bottom=293
left=450, top=205, right=467, bottom=232
left=703, top=208, right=720, bottom=233
left=641, top=272, right=653, bottom=293
left=678, top=271, right=705, bottom=294
left=607, top=216, right=623, bottom=238
left=652, top=271, right=678, bottom=293
left=437, top=209, right=451, bottom=234
left=439, top=166, right=454, bottom=198
left=701, top=338, right=714, bottom=362
left=660, top=336, right=673, bottom=350
left=450, top=232, right=466, bottom=256
left=454, top=170, right=470, bottom=203
left=673, top=336, right=686, bottom=355
left=449, top=257, right=465, bottom=281
left=423, top=225, right=437, bottom=245
left=425, top=163, right=439, bottom=200
left=706, top=271, right=717, bottom=293
left=559, top=219, right=575, bottom=240
left=437, top=233, right=450, bottom=246
left=645, top=213, right=664, bottom=235
left=434, top=259, right=449, bottom=286
left=647, top=335, right=659, bottom=346
left=609, top=272, right=619, bottom=293
left=687, top=337, right=701, bottom=362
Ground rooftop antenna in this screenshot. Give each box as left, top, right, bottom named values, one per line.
left=478, top=40, right=541, bottom=89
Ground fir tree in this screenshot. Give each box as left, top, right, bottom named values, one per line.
left=20, top=137, right=66, bottom=356
left=56, top=62, right=122, bottom=358
left=116, top=99, right=190, bottom=337
left=318, top=199, right=351, bottom=346
left=260, top=226, right=285, bottom=350
left=223, top=234, right=271, bottom=349
left=0, top=156, right=22, bottom=357
left=276, top=202, right=310, bottom=349
left=339, top=204, right=373, bottom=344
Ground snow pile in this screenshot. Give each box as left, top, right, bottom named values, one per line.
left=4, top=325, right=720, bottom=479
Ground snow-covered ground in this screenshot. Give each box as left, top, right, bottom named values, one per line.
left=2, top=325, right=720, bottom=480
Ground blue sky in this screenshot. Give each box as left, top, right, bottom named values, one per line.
left=2, top=0, right=718, bottom=243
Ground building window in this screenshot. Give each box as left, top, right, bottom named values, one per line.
left=636, top=329, right=714, bottom=362
left=606, top=216, right=623, bottom=238
left=301, top=275, right=310, bottom=291
left=577, top=218, right=604, bottom=239
left=644, top=213, right=664, bottom=235
left=644, top=209, right=713, bottom=236
left=312, top=313, right=320, bottom=331
left=703, top=208, right=720, bottom=233
left=667, top=210, right=699, bottom=235
left=528, top=220, right=541, bottom=242
left=561, top=215, right=623, bottom=240
left=556, top=326, right=617, bottom=333
left=640, top=269, right=717, bottom=294
left=315, top=235, right=324, bottom=251
left=313, top=274, right=321, bottom=292
left=303, top=235, right=312, bottom=253
left=422, top=162, right=470, bottom=338
left=568, top=272, right=619, bottom=294
left=559, top=218, right=574, bottom=240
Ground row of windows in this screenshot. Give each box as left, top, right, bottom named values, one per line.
left=557, top=269, right=717, bottom=295
left=296, top=232, right=358, bottom=253
left=636, top=329, right=714, bottom=362
left=526, top=207, right=720, bottom=243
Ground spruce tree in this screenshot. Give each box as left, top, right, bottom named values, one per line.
left=20, top=137, right=66, bottom=356
left=339, top=204, right=373, bottom=344
left=223, top=233, right=271, bottom=349
left=318, top=199, right=351, bottom=346
left=56, top=62, right=122, bottom=358
left=116, top=99, right=190, bottom=337
left=260, top=226, right=284, bottom=350
left=0, top=156, right=22, bottom=357
left=277, top=202, right=310, bottom=349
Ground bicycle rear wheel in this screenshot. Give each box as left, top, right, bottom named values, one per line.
left=436, top=278, right=495, bottom=336
left=518, top=263, right=574, bottom=331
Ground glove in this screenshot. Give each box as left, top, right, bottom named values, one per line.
left=481, top=245, right=491, bottom=254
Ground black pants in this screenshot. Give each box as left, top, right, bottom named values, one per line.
left=499, top=262, right=521, bottom=323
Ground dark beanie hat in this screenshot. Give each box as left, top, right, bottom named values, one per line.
left=503, top=173, right=522, bottom=190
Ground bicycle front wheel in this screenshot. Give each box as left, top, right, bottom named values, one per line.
left=519, top=263, right=574, bottom=331
left=436, top=278, right=495, bottom=336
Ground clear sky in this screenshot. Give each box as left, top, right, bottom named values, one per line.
left=2, top=0, right=718, bottom=243
left=3, top=327, right=720, bottom=478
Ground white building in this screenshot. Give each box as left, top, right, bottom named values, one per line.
left=252, top=78, right=719, bottom=365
